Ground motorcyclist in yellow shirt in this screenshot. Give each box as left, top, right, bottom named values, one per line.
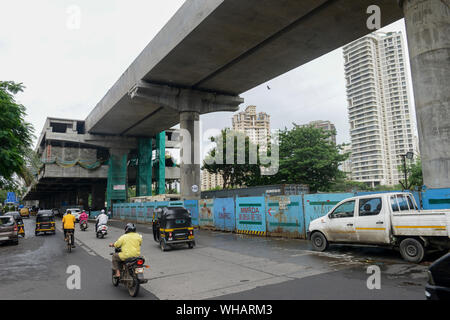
left=109, top=223, right=143, bottom=277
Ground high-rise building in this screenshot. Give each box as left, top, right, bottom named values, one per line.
left=343, top=31, right=418, bottom=187
left=340, top=144, right=353, bottom=178
left=300, top=120, right=337, bottom=144
left=232, top=105, right=271, bottom=150
left=201, top=169, right=224, bottom=191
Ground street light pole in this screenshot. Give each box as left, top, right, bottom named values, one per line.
left=402, top=154, right=408, bottom=191
left=400, top=151, right=414, bottom=191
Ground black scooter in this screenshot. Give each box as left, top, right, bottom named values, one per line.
left=110, top=247, right=148, bottom=297
left=80, top=220, right=88, bottom=231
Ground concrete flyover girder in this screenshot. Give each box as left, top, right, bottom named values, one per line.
left=86, top=81, right=243, bottom=137
left=85, top=0, right=402, bottom=137
left=43, top=131, right=138, bottom=149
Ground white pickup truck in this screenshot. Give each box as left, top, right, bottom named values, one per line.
left=308, top=192, right=450, bottom=263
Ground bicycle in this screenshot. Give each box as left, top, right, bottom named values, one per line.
left=65, top=229, right=74, bottom=252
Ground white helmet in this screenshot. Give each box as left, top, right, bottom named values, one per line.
left=101, top=209, right=105, bottom=213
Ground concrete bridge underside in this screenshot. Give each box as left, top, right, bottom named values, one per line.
left=25, top=0, right=450, bottom=205
left=84, top=0, right=450, bottom=193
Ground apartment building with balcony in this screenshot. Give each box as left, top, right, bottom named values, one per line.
left=343, top=31, right=418, bottom=187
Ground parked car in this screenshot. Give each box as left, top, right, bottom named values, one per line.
left=4, top=212, right=25, bottom=237
left=52, top=208, right=61, bottom=217
left=0, top=216, right=19, bottom=245
left=425, top=252, right=450, bottom=300
left=65, top=208, right=81, bottom=222
left=308, top=192, right=450, bottom=263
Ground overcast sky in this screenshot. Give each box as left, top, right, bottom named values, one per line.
left=0, top=1, right=415, bottom=158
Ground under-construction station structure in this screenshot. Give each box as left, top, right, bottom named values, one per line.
left=23, top=117, right=180, bottom=210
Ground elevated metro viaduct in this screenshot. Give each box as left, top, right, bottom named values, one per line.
left=25, top=0, right=450, bottom=206
left=23, top=117, right=180, bottom=210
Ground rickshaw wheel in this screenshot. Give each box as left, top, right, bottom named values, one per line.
left=160, top=240, right=167, bottom=252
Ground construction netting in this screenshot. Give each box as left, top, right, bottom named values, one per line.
left=40, top=157, right=105, bottom=170
left=106, top=152, right=128, bottom=209
left=155, top=132, right=166, bottom=195
left=136, top=138, right=153, bottom=197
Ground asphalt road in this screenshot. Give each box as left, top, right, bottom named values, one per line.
left=0, top=216, right=440, bottom=300
left=0, top=216, right=156, bottom=300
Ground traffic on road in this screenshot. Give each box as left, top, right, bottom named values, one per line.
left=1, top=196, right=449, bottom=300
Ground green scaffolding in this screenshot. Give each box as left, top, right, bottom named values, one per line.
left=136, top=138, right=153, bottom=197
left=106, top=151, right=128, bottom=209
left=155, top=131, right=166, bottom=195
left=106, top=132, right=166, bottom=205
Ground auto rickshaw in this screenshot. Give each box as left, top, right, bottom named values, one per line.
left=19, top=207, right=30, bottom=219
left=4, top=211, right=25, bottom=237
left=152, top=207, right=195, bottom=251
left=35, top=210, right=56, bottom=236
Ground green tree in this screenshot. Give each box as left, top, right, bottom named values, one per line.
left=202, top=129, right=265, bottom=189
left=0, top=189, right=7, bottom=203
left=269, top=125, right=349, bottom=193
left=398, top=158, right=423, bottom=190
left=0, top=81, right=35, bottom=189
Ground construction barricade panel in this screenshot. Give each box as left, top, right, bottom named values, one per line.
left=422, top=188, right=450, bottom=210
left=235, top=196, right=266, bottom=236
left=199, top=199, right=214, bottom=228
left=184, top=200, right=199, bottom=226
left=266, top=195, right=304, bottom=238
left=213, top=198, right=235, bottom=231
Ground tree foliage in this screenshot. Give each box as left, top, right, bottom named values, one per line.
left=268, top=125, right=348, bottom=193
left=202, top=129, right=266, bottom=189
left=203, top=125, right=349, bottom=193
left=0, top=81, right=35, bottom=188
left=398, top=158, right=423, bottom=190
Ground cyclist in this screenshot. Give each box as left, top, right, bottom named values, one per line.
left=62, top=210, right=76, bottom=248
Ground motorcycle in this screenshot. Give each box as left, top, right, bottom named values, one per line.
left=96, top=224, right=108, bottom=238
left=110, top=248, right=148, bottom=297
left=80, top=220, right=88, bottom=231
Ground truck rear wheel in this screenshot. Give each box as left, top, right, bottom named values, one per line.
left=399, top=238, right=424, bottom=263
left=311, top=232, right=328, bottom=252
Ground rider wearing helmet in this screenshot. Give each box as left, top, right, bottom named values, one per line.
left=109, top=223, right=143, bottom=277
left=95, top=209, right=108, bottom=233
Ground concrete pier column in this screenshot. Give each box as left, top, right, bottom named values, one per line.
left=77, top=188, right=90, bottom=210
left=65, top=191, right=77, bottom=207
left=91, top=182, right=106, bottom=210
left=401, top=0, right=450, bottom=187
left=180, top=111, right=201, bottom=199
